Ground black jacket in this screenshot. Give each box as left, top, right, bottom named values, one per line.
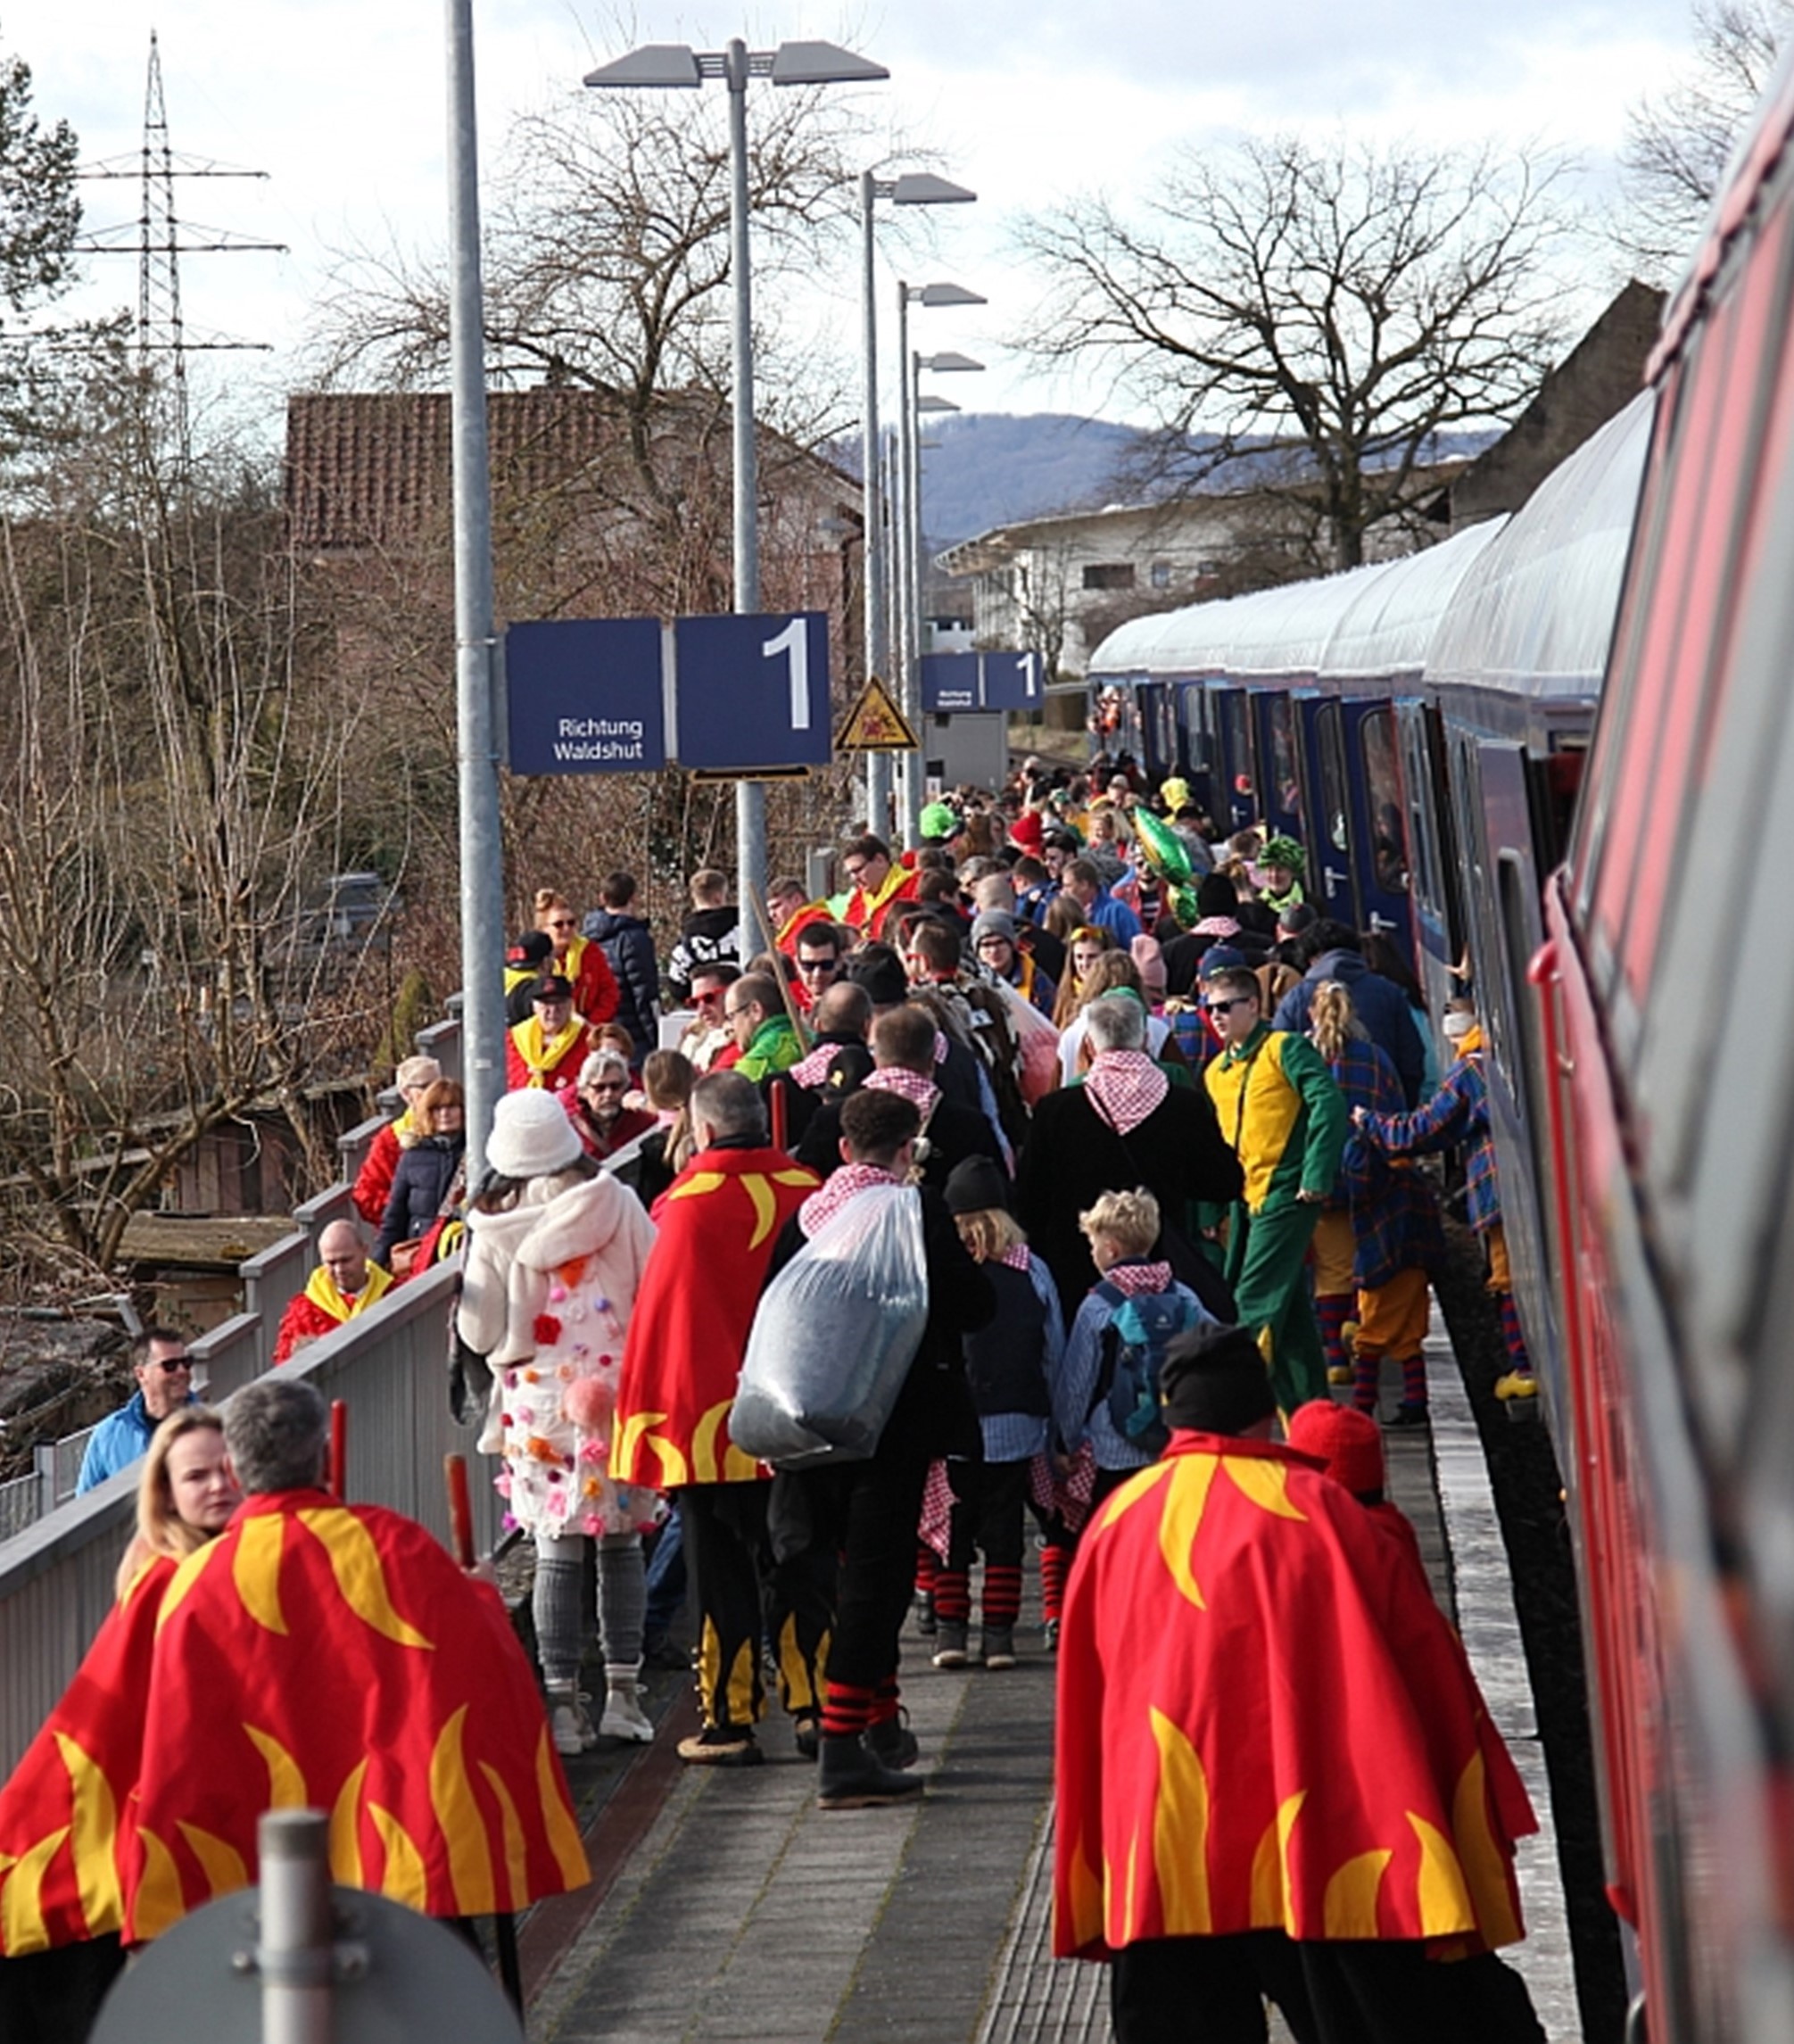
left=1014, top=1082, right=1243, bottom=1307
left=375, top=1134, right=465, bottom=1265
left=793, top=1090, right=1005, bottom=1193
left=666, top=906, right=740, bottom=1002
left=583, top=906, right=660, bottom=1055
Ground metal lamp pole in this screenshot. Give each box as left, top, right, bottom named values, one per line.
left=858, top=173, right=974, bottom=838
left=891, top=285, right=985, bottom=846
left=587, top=38, right=888, bottom=920
left=446, top=0, right=506, bottom=1169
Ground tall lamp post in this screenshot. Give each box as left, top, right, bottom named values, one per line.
left=586, top=38, right=888, bottom=922
left=858, top=173, right=974, bottom=838
left=891, top=283, right=984, bottom=845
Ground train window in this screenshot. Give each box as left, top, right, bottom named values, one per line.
left=1268, top=697, right=1302, bottom=823
left=1184, top=688, right=1216, bottom=779
left=1223, top=693, right=1255, bottom=800
left=1319, top=709, right=1351, bottom=854
left=1360, top=708, right=1410, bottom=893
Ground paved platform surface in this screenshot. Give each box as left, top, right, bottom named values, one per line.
left=525, top=1319, right=1578, bottom=2042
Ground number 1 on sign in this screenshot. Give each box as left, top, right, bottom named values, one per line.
left=763, top=617, right=809, bottom=731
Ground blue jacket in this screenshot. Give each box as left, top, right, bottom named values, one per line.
left=1082, top=887, right=1142, bottom=945
left=1273, top=951, right=1426, bottom=1106
left=76, top=1388, right=194, bottom=1494
left=583, top=906, right=661, bottom=1056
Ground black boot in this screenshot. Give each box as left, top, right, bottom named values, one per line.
left=816, top=1733, right=924, bottom=1809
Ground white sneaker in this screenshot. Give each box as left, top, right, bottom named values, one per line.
left=599, top=1676, right=654, bottom=1744
left=548, top=1686, right=597, bottom=1756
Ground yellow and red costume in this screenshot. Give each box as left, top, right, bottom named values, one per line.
left=119, top=1490, right=588, bottom=1942
left=505, top=1014, right=590, bottom=1096
left=552, top=934, right=619, bottom=1029
left=612, top=1146, right=823, bottom=1740
left=844, top=863, right=921, bottom=942
left=613, top=1146, right=818, bottom=1491
left=1054, top=1431, right=1534, bottom=1962
left=272, top=1262, right=393, bottom=1365
left=774, top=899, right=838, bottom=959
left=0, top=1555, right=176, bottom=1955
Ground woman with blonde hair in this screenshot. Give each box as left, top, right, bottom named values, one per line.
left=1050, top=924, right=1117, bottom=1031
left=534, top=885, right=620, bottom=1026
left=116, top=1405, right=241, bottom=1596
left=1307, top=979, right=1440, bottom=1425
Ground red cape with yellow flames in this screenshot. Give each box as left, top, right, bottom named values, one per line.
left=119, top=1491, right=587, bottom=1941
left=0, top=1554, right=174, bottom=1955
left=1054, top=1434, right=1534, bottom=1960
left=610, top=1145, right=815, bottom=1490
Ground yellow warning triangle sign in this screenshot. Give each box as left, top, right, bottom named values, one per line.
left=836, top=674, right=919, bottom=751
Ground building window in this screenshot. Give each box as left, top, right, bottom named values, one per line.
left=1082, top=562, right=1135, bottom=591
left=1150, top=559, right=1171, bottom=589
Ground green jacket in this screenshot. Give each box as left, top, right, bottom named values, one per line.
left=736, top=1014, right=803, bottom=1083
left=1203, top=1022, right=1346, bottom=1212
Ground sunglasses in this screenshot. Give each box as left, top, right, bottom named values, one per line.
left=798, top=956, right=838, bottom=973
left=548, top=918, right=575, bottom=930
left=1204, top=997, right=1253, bottom=1015
left=148, top=1355, right=193, bottom=1373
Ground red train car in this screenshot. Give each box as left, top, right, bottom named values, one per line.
left=1534, top=51, right=1794, bottom=2042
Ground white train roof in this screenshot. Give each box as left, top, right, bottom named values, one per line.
left=1087, top=390, right=1653, bottom=697
left=1422, top=389, right=1654, bottom=700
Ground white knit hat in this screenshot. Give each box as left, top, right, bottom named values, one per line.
left=485, top=1088, right=583, bottom=1179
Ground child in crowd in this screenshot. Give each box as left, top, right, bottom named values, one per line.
left=930, top=1158, right=1064, bottom=1670
left=1286, top=1399, right=1426, bottom=1585
left=1052, top=1189, right=1213, bottom=1512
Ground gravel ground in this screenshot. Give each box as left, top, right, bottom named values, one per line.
left=1432, top=1223, right=1628, bottom=2044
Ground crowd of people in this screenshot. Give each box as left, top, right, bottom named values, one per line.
left=6, top=754, right=1548, bottom=2042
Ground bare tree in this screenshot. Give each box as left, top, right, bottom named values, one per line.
left=1017, top=137, right=1570, bottom=570
left=1616, top=0, right=1794, bottom=274
left=0, top=417, right=390, bottom=1280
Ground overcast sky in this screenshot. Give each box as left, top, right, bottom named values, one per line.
left=5, top=0, right=1705, bottom=436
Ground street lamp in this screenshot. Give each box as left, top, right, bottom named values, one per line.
left=892, top=288, right=984, bottom=845
left=859, top=171, right=974, bottom=837
left=586, top=37, right=889, bottom=921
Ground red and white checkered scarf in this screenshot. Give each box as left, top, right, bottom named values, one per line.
left=798, top=1162, right=900, bottom=1237
left=996, top=1243, right=1031, bottom=1272
left=1084, top=1049, right=1169, bottom=1137
left=1102, top=1259, right=1174, bottom=1296
left=789, top=1041, right=838, bottom=1089
left=864, top=1065, right=940, bottom=1119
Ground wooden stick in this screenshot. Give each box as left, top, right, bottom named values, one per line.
left=444, top=1452, right=475, bottom=1569
left=329, top=1400, right=348, bottom=1499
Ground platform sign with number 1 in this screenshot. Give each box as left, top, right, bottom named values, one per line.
left=674, top=612, right=833, bottom=772
left=981, top=650, right=1044, bottom=711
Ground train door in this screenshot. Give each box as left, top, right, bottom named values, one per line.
left=1294, top=694, right=1359, bottom=921
left=1137, top=682, right=1174, bottom=784
left=1252, top=691, right=1304, bottom=843
left=1342, top=700, right=1415, bottom=950
left=1214, top=686, right=1260, bottom=832
left=1394, top=697, right=1463, bottom=1017
left=1178, top=683, right=1219, bottom=818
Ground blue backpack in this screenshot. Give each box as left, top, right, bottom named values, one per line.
left=1095, top=1280, right=1203, bottom=1456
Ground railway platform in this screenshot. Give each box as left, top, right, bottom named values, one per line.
left=517, top=1315, right=1581, bottom=2043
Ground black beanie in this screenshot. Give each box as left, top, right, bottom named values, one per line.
left=945, top=1155, right=1011, bottom=1216
left=1160, top=1321, right=1275, bottom=1435
left=1196, top=872, right=1238, bottom=921
left=846, top=945, right=908, bottom=1007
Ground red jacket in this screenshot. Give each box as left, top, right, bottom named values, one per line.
left=556, top=934, right=619, bottom=1027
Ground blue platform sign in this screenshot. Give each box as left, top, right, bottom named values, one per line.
left=674, top=612, right=832, bottom=771
left=506, top=617, right=666, bottom=774
left=981, top=650, right=1045, bottom=711
left=922, top=651, right=983, bottom=712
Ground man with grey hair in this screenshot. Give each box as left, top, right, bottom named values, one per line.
left=1016, top=994, right=1243, bottom=1306
left=121, top=1374, right=590, bottom=1943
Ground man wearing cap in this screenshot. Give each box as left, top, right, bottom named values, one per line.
left=1054, top=1322, right=1543, bottom=2043
left=74, top=1327, right=199, bottom=1493
left=505, top=973, right=591, bottom=1095
left=839, top=833, right=921, bottom=941
left=972, top=909, right=1056, bottom=1015
left=351, top=1054, right=442, bottom=1225
left=272, top=1219, right=393, bottom=1365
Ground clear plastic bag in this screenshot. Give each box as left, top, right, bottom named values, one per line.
left=732, top=1183, right=929, bottom=1469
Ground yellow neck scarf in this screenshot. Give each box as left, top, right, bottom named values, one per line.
left=511, top=1015, right=585, bottom=1083
left=303, top=1261, right=393, bottom=1324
